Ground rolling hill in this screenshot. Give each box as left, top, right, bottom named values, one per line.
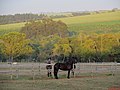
left=55, top=11, right=120, bottom=24
left=0, top=11, right=120, bottom=35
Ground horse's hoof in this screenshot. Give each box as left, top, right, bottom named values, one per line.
left=55, top=77, right=58, bottom=79
left=67, top=77, right=70, bottom=79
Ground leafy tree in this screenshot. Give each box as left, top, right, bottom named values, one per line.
left=39, top=34, right=60, bottom=60
left=53, top=38, right=71, bottom=59
left=0, top=32, right=33, bottom=62
left=21, top=18, right=69, bottom=39
left=66, top=33, right=120, bottom=62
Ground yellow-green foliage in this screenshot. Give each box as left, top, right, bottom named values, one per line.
left=52, top=33, right=120, bottom=59
left=53, top=38, right=71, bottom=56
left=0, top=32, right=33, bottom=59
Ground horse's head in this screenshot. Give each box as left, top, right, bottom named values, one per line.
left=67, top=57, right=77, bottom=64
left=72, top=57, right=77, bottom=64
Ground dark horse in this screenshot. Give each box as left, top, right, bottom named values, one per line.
left=54, top=57, right=77, bottom=79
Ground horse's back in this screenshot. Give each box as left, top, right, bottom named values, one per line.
left=54, top=63, right=72, bottom=70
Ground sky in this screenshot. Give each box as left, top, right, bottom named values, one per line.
left=0, top=0, right=120, bottom=15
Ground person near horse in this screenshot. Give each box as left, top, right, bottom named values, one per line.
left=46, top=58, right=52, bottom=77
left=71, top=63, right=76, bottom=77
left=71, top=57, right=77, bottom=77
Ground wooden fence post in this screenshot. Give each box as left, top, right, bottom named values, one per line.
left=78, top=63, right=80, bottom=75
left=32, top=62, right=35, bottom=80
left=114, top=61, right=117, bottom=76
left=38, top=62, right=41, bottom=77
left=10, top=63, right=13, bottom=80
left=16, top=63, right=19, bottom=79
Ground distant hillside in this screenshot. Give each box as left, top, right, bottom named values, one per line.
left=1, top=9, right=118, bottom=25
left=55, top=11, right=120, bottom=24
left=0, top=12, right=89, bottom=25
left=68, top=20, right=120, bottom=34
left=56, top=11, right=120, bottom=34
left=0, top=11, right=120, bottom=35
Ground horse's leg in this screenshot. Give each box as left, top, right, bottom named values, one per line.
left=67, top=70, right=70, bottom=79
left=48, top=72, right=49, bottom=77
left=47, top=69, right=50, bottom=77
left=49, top=69, right=52, bottom=77
left=71, top=69, right=74, bottom=76
left=54, top=66, right=59, bottom=79
left=54, top=70, right=58, bottom=79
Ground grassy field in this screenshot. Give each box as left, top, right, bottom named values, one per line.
left=55, top=11, right=120, bottom=24
left=0, top=22, right=25, bottom=35
left=58, top=11, right=120, bottom=33
left=0, top=11, right=120, bottom=35
left=0, top=76, right=120, bottom=90
left=0, top=62, right=120, bottom=90
left=68, top=20, right=120, bottom=33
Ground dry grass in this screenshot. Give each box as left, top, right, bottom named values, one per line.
left=0, top=62, right=120, bottom=90
left=0, top=75, right=120, bottom=90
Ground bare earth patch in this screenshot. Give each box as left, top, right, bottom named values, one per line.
left=108, top=87, right=120, bottom=90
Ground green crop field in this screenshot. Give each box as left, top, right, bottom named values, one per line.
left=55, top=11, right=120, bottom=24
left=0, top=22, right=25, bottom=35
left=0, top=11, right=120, bottom=35
left=68, top=20, right=120, bottom=33
left=56, top=11, right=120, bottom=33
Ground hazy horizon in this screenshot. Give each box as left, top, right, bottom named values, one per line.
left=0, top=0, right=120, bottom=15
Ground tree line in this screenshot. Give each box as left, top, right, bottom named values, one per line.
left=0, top=13, right=68, bottom=25
left=0, top=18, right=120, bottom=62
left=0, top=12, right=91, bottom=25
left=0, top=13, right=46, bottom=25
left=0, top=32, right=120, bottom=62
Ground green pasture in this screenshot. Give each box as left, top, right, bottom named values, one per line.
left=55, top=11, right=120, bottom=24
left=68, top=20, right=120, bottom=33
left=58, top=11, right=120, bottom=33
left=0, top=11, right=120, bottom=35
left=0, top=22, right=25, bottom=35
